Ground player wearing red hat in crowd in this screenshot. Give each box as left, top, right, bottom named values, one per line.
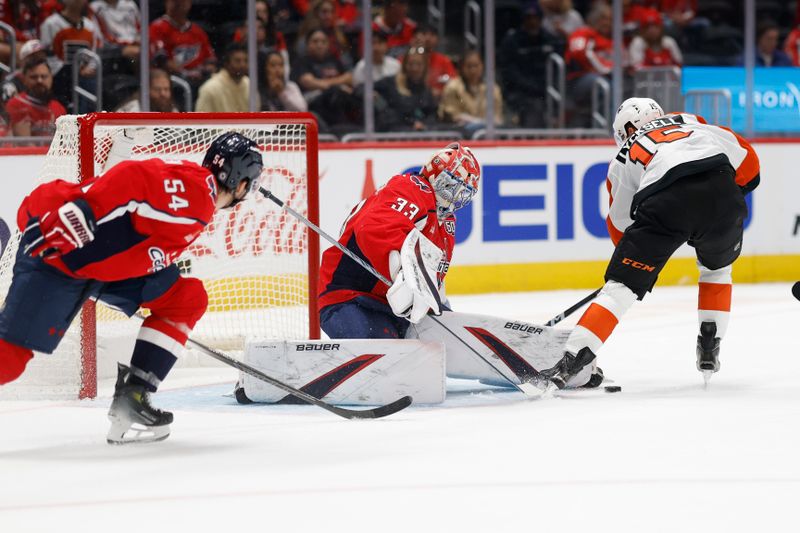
left=628, top=11, right=683, bottom=70
left=318, top=143, right=481, bottom=339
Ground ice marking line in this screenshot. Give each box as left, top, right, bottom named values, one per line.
left=2, top=478, right=800, bottom=513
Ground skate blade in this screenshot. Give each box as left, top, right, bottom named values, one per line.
left=702, top=370, right=713, bottom=388
left=106, top=417, right=171, bottom=445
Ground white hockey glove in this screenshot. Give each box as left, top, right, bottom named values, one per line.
left=22, top=199, right=96, bottom=258
left=385, top=229, right=444, bottom=324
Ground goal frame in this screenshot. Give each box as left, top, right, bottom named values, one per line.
left=73, top=112, right=321, bottom=399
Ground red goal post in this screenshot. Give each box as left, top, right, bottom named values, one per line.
left=0, top=112, right=321, bottom=400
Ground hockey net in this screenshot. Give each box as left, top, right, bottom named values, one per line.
left=0, top=113, right=320, bottom=400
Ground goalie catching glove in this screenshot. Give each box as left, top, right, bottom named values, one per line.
left=22, top=199, right=96, bottom=258
left=386, top=229, right=445, bottom=323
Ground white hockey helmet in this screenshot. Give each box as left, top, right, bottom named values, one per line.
left=612, top=97, right=664, bottom=147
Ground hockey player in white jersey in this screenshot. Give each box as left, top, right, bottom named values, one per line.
left=542, top=97, right=760, bottom=389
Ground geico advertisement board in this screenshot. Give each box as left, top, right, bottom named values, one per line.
left=319, top=143, right=778, bottom=264
left=0, top=142, right=797, bottom=290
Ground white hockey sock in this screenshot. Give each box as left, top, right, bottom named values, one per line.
left=565, top=280, right=637, bottom=355
left=697, top=262, right=732, bottom=338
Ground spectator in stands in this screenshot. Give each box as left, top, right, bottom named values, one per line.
left=0, top=0, right=48, bottom=65
left=292, top=29, right=355, bottom=130
left=629, top=11, right=682, bottom=69
left=438, top=49, right=503, bottom=136
left=2, top=39, right=47, bottom=104
left=234, top=1, right=289, bottom=66
left=374, top=48, right=437, bottom=132
left=296, top=0, right=353, bottom=68
left=373, top=0, right=416, bottom=58
left=738, top=21, right=790, bottom=67
left=623, top=0, right=661, bottom=46
left=39, top=0, right=102, bottom=111
left=353, top=31, right=400, bottom=85
left=90, top=0, right=140, bottom=65
left=195, top=43, right=253, bottom=112
left=6, top=57, right=65, bottom=136
left=114, top=68, right=180, bottom=112
left=498, top=2, right=560, bottom=128
left=259, top=50, right=307, bottom=112
left=291, top=0, right=359, bottom=28
left=784, top=20, right=800, bottom=67
left=150, top=0, right=216, bottom=86
left=409, top=23, right=456, bottom=100
left=565, top=3, right=613, bottom=126
left=540, top=0, right=584, bottom=42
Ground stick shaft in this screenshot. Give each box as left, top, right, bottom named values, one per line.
left=545, top=288, right=602, bottom=326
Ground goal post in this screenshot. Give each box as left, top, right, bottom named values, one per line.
left=0, top=112, right=321, bottom=400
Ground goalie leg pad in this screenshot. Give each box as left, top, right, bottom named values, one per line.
left=240, top=339, right=446, bottom=405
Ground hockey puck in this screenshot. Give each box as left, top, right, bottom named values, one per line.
left=604, top=385, right=622, bottom=393
left=792, top=281, right=800, bottom=302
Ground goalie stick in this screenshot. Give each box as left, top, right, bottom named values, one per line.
left=134, top=316, right=412, bottom=419
left=261, top=187, right=547, bottom=397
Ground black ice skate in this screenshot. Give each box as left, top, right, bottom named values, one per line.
left=696, top=321, right=720, bottom=386
left=543, top=347, right=598, bottom=391
left=107, top=363, right=173, bottom=445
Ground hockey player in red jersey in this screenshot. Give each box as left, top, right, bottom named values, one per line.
left=542, top=97, right=760, bottom=390
left=318, top=143, right=480, bottom=339
left=0, top=131, right=263, bottom=444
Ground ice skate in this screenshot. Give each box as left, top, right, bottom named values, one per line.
left=543, top=347, right=598, bottom=391
left=107, top=363, right=173, bottom=445
left=696, top=321, right=720, bottom=387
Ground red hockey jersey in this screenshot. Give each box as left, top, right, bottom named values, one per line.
left=318, top=173, right=456, bottom=311
left=18, top=158, right=217, bottom=281
left=149, top=16, right=215, bottom=72
left=566, top=26, right=613, bottom=79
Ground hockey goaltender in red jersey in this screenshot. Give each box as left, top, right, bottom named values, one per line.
left=0, top=131, right=263, bottom=444
left=318, top=142, right=480, bottom=338
left=541, top=97, right=760, bottom=390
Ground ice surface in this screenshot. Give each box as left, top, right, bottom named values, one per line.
left=1, top=283, right=799, bottom=533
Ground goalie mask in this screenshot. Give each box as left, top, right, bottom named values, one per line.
left=612, top=97, right=664, bottom=147
left=203, top=132, right=264, bottom=207
left=420, top=143, right=481, bottom=219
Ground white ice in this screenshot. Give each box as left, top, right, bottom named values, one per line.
left=1, top=283, right=799, bottom=533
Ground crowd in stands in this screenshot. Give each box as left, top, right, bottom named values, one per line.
left=0, top=0, right=797, bottom=139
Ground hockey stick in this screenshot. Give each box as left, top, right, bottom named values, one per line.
left=260, top=187, right=545, bottom=397
left=132, top=316, right=412, bottom=419
left=545, top=288, right=602, bottom=326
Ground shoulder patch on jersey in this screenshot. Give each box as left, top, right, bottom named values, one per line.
left=409, top=174, right=432, bottom=193
left=443, top=219, right=456, bottom=235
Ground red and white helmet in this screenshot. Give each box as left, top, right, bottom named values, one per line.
left=612, top=97, right=664, bottom=147
left=420, top=142, right=481, bottom=218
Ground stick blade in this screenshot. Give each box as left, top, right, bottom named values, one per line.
left=332, top=395, right=413, bottom=419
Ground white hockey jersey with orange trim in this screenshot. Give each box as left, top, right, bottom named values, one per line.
left=606, top=112, right=760, bottom=245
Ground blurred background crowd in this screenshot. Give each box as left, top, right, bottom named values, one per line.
left=0, top=0, right=792, bottom=141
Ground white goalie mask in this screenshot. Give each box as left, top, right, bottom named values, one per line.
left=612, top=97, right=664, bottom=147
